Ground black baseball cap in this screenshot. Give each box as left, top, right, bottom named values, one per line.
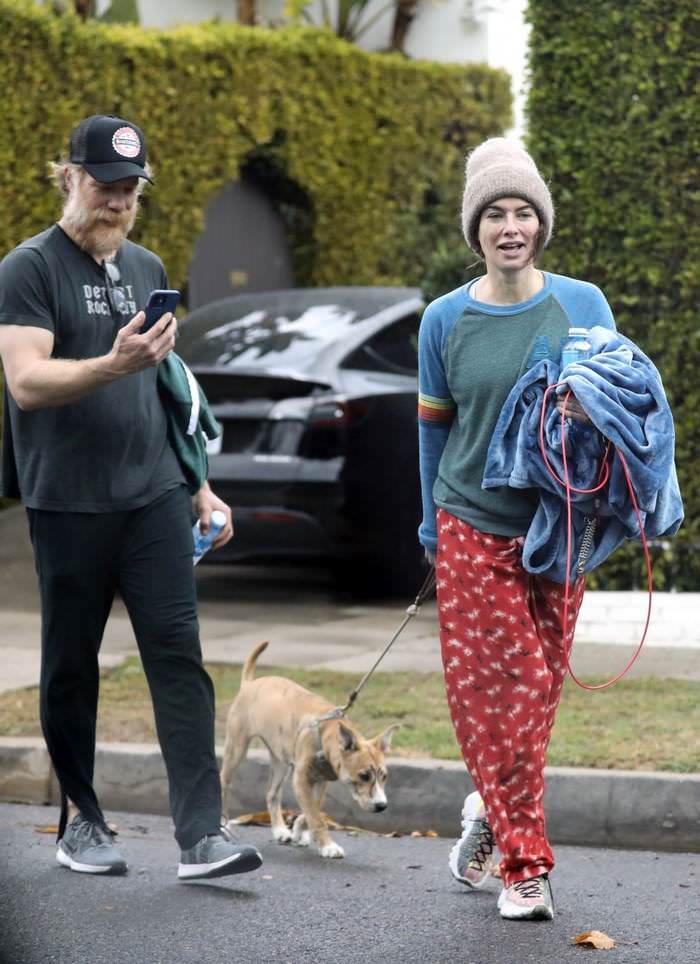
left=68, top=114, right=153, bottom=183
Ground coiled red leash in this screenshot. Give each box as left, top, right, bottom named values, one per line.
left=539, top=384, right=653, bottom=690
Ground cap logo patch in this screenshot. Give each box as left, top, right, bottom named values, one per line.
left=112, top=127, right=141, bottom=158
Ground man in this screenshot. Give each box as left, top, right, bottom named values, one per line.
left=0, top=114, right=262, bottom=881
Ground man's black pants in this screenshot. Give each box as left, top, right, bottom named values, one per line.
left=27, top=485, right=221, bottom=850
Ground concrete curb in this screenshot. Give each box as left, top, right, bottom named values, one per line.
left=1, top=737, right=698, bottom=853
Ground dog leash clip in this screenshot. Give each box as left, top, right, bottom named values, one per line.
left=405, top=566, right=437, bottom=617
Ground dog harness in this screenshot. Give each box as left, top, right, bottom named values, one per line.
left=296, top=707, right=347, bottom=782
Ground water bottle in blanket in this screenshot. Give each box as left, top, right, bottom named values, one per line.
left=192, top=510, right=227, bottom=565
left=561, top=327, right=591, bottom=369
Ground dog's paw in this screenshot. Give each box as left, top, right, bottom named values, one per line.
left=291, top=816, right=308, bottom=845
left=292, top=828, right=312, bottom=847
left=319, top=841, right=345, bottom=859
left=272, top=826, right=293, bottom=844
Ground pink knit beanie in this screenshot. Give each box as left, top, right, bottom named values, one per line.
left=462, top=138, right=554, bottom=257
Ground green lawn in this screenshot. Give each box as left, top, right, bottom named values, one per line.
left=1, top=658, right=698, bottom=773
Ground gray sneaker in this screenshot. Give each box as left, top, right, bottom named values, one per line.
left=178, top=831, right=263, bottom=881
left=448, top=791, right=499, bottom=889
left=56, top=813, right=127, bottom=875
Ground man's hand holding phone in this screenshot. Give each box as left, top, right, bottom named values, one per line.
left=141, top=289, right=180, bottom=333
left=103, top=289, right=180, bottom=376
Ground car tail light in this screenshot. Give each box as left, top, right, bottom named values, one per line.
left=252, top=510, right=305, bottom=523
left=307, top=400, right=351, bottom=427
left=268, top=396, right=369, bottom=426
left=268, top=397, right=316, bottom=420
left=298, top=396, right=351, bottom=460
left=266, top=395, right=371, bottom=460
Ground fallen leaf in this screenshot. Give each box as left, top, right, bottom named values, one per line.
left=261, top=875, right=274, bottom=880
left=229, top=810, right=276, bottom=827
left=34, top=825, right=59, bottom=835
left=572, top=930, right=616, bottom=950
left=230, top=810, right=369, bottom=834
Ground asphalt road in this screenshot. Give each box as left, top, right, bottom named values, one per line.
left=1, top=803, right=698, bottom=964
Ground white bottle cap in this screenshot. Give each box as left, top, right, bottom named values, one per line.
left=210, top=510, right=227, bottom=528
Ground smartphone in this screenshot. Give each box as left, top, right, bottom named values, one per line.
left=142, top=289, right=180, bottom=333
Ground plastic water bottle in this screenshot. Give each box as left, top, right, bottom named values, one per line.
left=561, top=327, right=591, bottom=369
left=192, top=510, right=227, bottom=565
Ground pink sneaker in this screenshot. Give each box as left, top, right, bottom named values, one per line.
left=498, top=873, right=554, bottom=921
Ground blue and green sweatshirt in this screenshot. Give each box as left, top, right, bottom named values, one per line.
left=417, top=271, right=616, bottom=551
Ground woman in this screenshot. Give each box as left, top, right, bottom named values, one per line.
left=417, top=138, right=615, bottom=921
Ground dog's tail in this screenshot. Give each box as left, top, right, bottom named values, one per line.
left=241, top=641, right=269, bottom=683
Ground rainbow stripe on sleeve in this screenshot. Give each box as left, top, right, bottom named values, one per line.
left=418, top=392, right=455, bottom=424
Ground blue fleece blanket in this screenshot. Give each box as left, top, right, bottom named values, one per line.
left=482, top=326, right=684, bottom=583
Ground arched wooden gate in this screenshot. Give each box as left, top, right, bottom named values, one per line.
left=187, top=176, right=295, bottom=311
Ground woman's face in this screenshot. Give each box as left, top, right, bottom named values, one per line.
left=477, top=197, right=541, bottom=271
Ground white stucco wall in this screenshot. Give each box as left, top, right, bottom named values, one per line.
left=94, top=0, right=528, bottom=138
left=483, top=0, right=529, bottom=140
left=95, top=0, right=235, bottom=25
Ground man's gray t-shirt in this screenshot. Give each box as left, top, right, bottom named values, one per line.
left=0, top=224, right=184, bottom=510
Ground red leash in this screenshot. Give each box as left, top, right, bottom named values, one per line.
left=539, top=384, right=653, bottom=690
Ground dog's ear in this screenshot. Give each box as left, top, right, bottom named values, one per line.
left=373, top=723, right=400, bottom=754
left=338, top=722, right=357, bottom=752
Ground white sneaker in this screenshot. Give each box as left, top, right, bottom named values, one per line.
left=448, top=791, right=499, bottom=889
left=498, top=873, right=554, bottom=921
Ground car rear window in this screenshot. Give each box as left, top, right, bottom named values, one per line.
left=181, top=306, right=361, bottom=370
left=342, top=315, right=420, bottom=375
left=178, top=290, right=422, bottom=370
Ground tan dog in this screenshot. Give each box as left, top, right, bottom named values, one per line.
left=220, top=641, right=398, bottom=858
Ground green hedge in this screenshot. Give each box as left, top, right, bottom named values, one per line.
left=0, top=0, right=510, bottom=291
left=526, top=0, right=700, bottom=590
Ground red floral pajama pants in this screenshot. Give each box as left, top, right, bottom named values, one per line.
left=436, top=508, right=585, bottom=887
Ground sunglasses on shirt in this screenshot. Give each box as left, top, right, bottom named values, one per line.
left=104, top=260, right=127, bottom=316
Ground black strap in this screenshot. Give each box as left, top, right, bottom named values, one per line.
left=57, top=788, right=68, bottom=841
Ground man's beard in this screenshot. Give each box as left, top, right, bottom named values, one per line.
left=62, top=196, right=138, bottom=257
